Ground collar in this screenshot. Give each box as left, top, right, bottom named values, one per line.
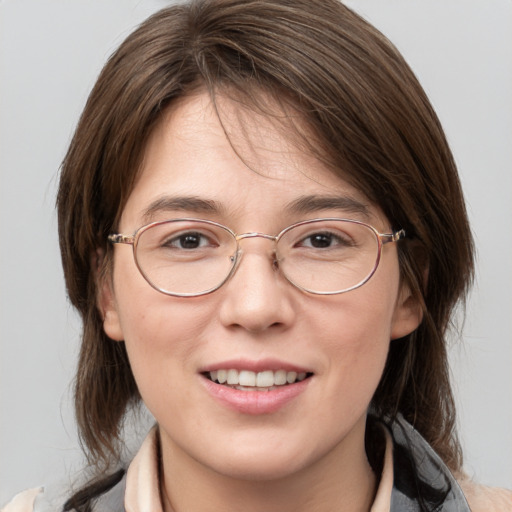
left=386, top=415, right=471, bottom=511
left=121, top=416, right=470, bottom=512
left=123, top=427, right=395, bottom=512
left=124, top=427, right=161, bottom=512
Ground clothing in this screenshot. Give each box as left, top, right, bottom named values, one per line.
left=3, top=416, right=511, bottom=512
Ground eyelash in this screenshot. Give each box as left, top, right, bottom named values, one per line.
left=163, top=231, right=216, bottom=250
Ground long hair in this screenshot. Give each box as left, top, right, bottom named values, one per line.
left=58, top=0, right=474, bottom=495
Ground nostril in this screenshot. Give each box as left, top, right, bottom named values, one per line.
left=272, top=253, right=280, bottom=271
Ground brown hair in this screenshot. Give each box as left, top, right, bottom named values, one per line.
left=58, top=0, right=473, bottom=478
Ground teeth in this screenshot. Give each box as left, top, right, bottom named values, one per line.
left=235, top=385, right=277, bottom=392
left=274, top=370, right=287, bottom=385
left=227, top=369, right=238, bottom=385
left=239, top=370, right=256, bottom=386
left=256, top=370, right=274, bottom=387
left=286, top=371, right=297, bottom=384
left=208, top=369, right=309, bottom=388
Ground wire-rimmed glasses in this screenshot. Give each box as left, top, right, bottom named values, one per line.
left=108, top=218, right=405, bottom=297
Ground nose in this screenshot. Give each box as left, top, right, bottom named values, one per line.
left=218, top=239, right=296, bottom=333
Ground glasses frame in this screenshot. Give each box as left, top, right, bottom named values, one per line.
left=108, top=218, right=405, bottom=297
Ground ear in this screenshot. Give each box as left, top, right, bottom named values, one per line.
left=390, top=283, right=423, bottom=340
left=94, top=248, right=124, bottom=341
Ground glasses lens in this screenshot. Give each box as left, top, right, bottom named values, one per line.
left=277, top=220, right=380, bottom=294
left=135, top=220, right=237, bottom=296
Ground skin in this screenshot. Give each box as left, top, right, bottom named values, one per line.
left=101, top=91, right=422, bottom=512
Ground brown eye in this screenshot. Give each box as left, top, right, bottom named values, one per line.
left=297, top=231, right=352, bottom=249
left=307, top=233, right=333, bottom=248
left=164, top=231, right=213, bottom=250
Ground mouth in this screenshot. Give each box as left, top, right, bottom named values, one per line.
left=203, top=369, right=313, bottom=392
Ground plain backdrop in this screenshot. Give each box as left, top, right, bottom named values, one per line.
left=1, top=0, right=511, bottom=504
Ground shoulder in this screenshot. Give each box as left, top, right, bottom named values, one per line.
left=1, top=488, right=42, bottom=512
left=456, top=477, right=512, bottom=512
left=384, top=414, right=512, bottom=511
left=1, top=429, right=156, bottom=512
left=1, top=471, right=126, bottom=512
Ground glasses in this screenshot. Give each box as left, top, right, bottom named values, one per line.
left=108, top=218, right=405, bottom=297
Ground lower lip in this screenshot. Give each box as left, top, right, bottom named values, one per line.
left=201, top=376, right=311, bottom=415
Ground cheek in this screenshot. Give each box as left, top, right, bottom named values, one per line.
left=112, top=250, right=203, bottom=340
left=110, top=256, right=214, bottom=396
left=313, top=322, right=388, bottom=429
left=313, top=267, right=400, bottom=397
left=117, top=293, right=206, bottom=365
left=117, top=298, right=209, bottom=420
left=320, top=303, right=392, bottom=384
left=319, top=280, right=398, bottom=353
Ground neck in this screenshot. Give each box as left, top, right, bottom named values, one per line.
left=159, top=423, right=377, bottom=512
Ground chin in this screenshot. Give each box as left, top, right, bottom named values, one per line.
left=201, top=438, right=322, bottom=482
left=212, top=456, right=307, bottom=482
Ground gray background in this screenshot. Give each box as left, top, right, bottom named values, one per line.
left=1, top=0, right=511, bottom=504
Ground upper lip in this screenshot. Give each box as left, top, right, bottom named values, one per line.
left=199, top=358, right=313, bottom=374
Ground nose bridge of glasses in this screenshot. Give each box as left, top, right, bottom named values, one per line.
left=233, top=232, right=279, bottom=267
left=235, top=232, right=278, bottom=243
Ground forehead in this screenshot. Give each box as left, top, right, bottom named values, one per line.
left=146, top=90, right=330, bottom=179
left=120, top=91, right=385, bottom=229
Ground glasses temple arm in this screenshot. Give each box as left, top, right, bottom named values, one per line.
left=108, top=234, right=135, bottom=245
left=381, top=229, right=406, bottom=244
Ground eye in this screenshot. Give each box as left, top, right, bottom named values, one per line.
left=298, top=231, right=352, bottom=249
left=164, top=231, right=214, bottom=250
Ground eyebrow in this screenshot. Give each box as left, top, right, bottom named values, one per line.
left=285, top=195, right=371, bottom=218
left=141, top=196, right=223, bottom=223
left=141, top=193, right=371, bottom=224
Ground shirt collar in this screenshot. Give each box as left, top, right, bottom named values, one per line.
left=124, top=425, right=395, bottom=512
left=125, top=426, right=163, bottom=512
left=122, top=417, right=472, bottom=512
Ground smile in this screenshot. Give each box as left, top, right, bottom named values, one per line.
left=205, top=369, right=311, bottom=391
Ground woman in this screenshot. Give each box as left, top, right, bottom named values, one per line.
left=3, top=0, right=511, bottom=511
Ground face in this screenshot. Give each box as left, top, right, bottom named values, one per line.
left=102, top=91, right=421, bottom=482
